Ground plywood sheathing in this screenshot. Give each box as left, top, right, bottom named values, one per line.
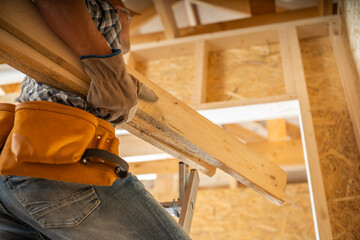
left=136, top=55, right=195, bottom=105
left=206, top=43, right=285, bottom=102
left=300, top=36, right=360, bottom=239
left=148, top=181, right=315, bottom=239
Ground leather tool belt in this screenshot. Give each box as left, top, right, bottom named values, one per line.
left=0, top=101, right=129, bottom=185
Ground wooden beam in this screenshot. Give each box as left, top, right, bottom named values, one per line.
left=266, top=119, right=288, bottom=141
left=279, top=25, right=333, bottom=239
left=153, top=0, right=179, bottom=39
left=0, top=0, right=287, bottom=205
left=184, top=0, right=199, bottom=27
left=119, top=133, right=304, bottom=171
left=249, top=0, right=276, bottom=16
left=130, top=7, right=320, bottom=44
left=329, top=19, right=360, bottom=153
left=192, top=40, right=209, bottom=104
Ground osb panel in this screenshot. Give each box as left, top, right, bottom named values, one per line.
left=300, top=36, right=360, bottom=240
left=148, top=181, right=315, bottom=240
left=206, top=43, right=285, bottom=102
left=191, top=183, right=314, bottom=240
left=135, top=55, right=195, bottom=105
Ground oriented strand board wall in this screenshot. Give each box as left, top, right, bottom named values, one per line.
left=342, top=0, right=360, bottom=79
left=136, top=55, right=195, bottom=105
left=136, top=43, right=315, bottom=239
left=300, top=36, right=360, bottom=239
left=148, top=178, right=315, bottom=240
left=206, top=43, right=285, bottom=102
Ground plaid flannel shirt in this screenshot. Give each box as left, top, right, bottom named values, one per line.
left=15, top=0, right=121, bottom=119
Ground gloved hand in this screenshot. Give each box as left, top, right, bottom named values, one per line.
left=81, top=50, right=158, bottom=124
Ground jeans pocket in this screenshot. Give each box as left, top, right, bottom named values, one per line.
left=5, top=176, right=100, bottom=229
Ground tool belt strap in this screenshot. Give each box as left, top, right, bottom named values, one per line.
left=0, top=101, right=128, bottom=185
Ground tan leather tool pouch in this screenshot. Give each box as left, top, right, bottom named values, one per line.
left=0, top=101, right=123, bottom=185
left=11, top=101, right=98, bottom=164
left=0, top=103, right=15, bottom=148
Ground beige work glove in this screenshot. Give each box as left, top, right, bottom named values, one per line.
left=81, top=50, right=158, bottom=124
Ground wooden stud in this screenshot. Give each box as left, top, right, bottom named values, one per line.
left=266, top=119, right=288, bottom=141
left=153, top=0, right=180, bottom=39
left=279, top=25, right=333, bottom=239
left=329, top=19, right=360, bottom=153
left=184, top=0, right=199, bottom=27
left=249, top=0, right=276, bottom=16
left=192, top=40, right=209, bottom=104
left=279, top=27, right=298, bottom=96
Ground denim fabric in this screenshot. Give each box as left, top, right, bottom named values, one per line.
left=0, top=174, right=191, bottom=240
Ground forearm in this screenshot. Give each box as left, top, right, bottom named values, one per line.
left=35, top=0, right=112, bottom=57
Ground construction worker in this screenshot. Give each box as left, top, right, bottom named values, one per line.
left=0, top=0, right=191, bottom=239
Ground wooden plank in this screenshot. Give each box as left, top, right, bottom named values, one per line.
left=119, top=133, right=304, bottom=169
left=266, top=119, right=288, bottom=141
left=192, top=40, right=209, bottom=104
left=153, top=0, right=179, bottom=39
left=130, top=7, right=320, bottom=44
left=279, top=27, right=297, bottom=95
left=279, top=25, right=333, bottom=239
left=249, top=0, right=276, bottom=16
left=0, top=1, right=287, bottom=205
left=329, top=19, right=360, bottom=152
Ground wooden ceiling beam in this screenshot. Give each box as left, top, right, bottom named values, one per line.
left=153, top=0, right=180, bottom=39
left=131, top=7, right=319, bottom=44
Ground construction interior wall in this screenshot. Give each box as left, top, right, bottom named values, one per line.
left=135, top=33, right=360, bottom=239
left=341, top=0, right=360, bottom=79
left=300, top=36, right=360, bottom=240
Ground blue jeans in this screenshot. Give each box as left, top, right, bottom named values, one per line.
left=0, top=174, right=191, bottom=240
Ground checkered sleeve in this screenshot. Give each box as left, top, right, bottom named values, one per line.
left=15, top=0, right=122, bottom=120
